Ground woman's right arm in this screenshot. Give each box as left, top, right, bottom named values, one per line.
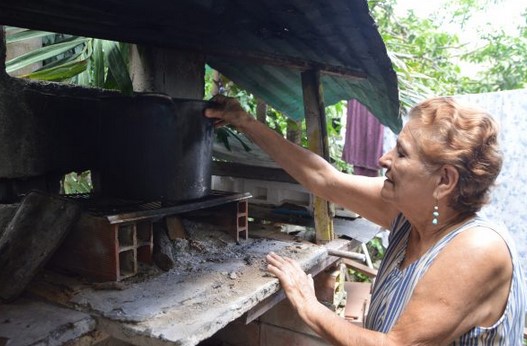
left=204, top=96, right=398, bottom=229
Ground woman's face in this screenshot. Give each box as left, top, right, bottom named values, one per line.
left=379, top=120, right=436, bottom=209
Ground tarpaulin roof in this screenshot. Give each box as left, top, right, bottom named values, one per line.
left=0, top=0, right=402, bottom=132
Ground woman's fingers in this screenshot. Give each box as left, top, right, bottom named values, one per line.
left=266, top=252, right=305, bottom=284
left=266, top=252, right=318, bottom=312
left=204, top=107, right=222, bottom=119
left=204, top=95, right=246, bottom=127
left=266, top=251, right=285, bottom=263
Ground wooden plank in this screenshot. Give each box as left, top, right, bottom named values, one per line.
left=248, top=204, right=314, bottom=227
left=212, top=161, right=298, bottom=184
left=327, top=249, right=366, bottom=262
left=0, top=191, right=81, bottom=301
left=301, top=69, right=334, bottom=244
left=205, top=49, right=367, bottom=80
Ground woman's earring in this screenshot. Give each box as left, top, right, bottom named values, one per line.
left=432, top=201, right=439, bottom=225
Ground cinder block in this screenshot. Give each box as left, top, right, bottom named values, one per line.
left=182, top=200, right=249, bottom=242
left=50, top=213, right=153, bottom=282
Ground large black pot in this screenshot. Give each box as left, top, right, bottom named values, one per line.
left=98, top=94, right=214, bottom=202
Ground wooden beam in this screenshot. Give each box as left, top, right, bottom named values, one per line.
left=301, top=69, right=334, bottom=244
left=342, top=258, right=378, bottom=279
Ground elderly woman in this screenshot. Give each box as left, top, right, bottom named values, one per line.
left=205, top=96, right=526, bottom=345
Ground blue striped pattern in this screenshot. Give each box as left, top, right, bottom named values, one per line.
left=364, top=214, right=526, bottom=345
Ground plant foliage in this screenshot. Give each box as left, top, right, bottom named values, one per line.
left=5, top=27, right=132, bottom=94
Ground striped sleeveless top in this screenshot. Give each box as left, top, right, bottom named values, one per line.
left=364, top=213, right=526, bottom=345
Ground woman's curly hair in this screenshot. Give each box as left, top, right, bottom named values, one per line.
left=408, top=97, right=503, bottom=214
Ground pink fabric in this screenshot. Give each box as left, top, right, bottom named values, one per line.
left=342, top=99, right=384, bottom=177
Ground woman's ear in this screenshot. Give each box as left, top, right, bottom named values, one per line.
left=437, top=164, right=459, bottom=199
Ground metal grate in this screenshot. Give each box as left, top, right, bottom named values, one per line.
left=62, top=190, right=252, bottom=224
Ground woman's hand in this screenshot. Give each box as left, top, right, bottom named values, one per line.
left=266, top=252, right=318, bottom=315
left=204, top=94, right=250, bottom=128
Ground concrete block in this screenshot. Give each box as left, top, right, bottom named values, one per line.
left=50, top=213, right=153, bottom=282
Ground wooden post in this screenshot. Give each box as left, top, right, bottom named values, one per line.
left=256, top=98, right=267, bottom=123
left=286, top=118, right=302, bottom=145
left=301, top=69, right=334, bottom=243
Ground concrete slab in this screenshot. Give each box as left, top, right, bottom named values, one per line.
left=0, top=297, right=96, bottom=346
left=30, top=227, right=331, bottom=346
left=89, top=240, right=326, bottom=346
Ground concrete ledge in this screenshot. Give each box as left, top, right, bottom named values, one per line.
left=0, top=296, right=96, bottom=345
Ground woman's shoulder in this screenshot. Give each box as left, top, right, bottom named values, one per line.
left=452, top=217, right=512, bottom=254
left=440, top=220, right=513, bottom=276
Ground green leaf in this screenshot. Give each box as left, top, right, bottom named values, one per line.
left=6, top=28, right=55, bottom=44
left=6, top=37, right=88, bottom=73
left=34, top=51, right=80, bottom=71
left=226, top=127, right=252, bottom=152
left=93, top=39, right=105, bottom=88
left=215, top=128, right=232, bottom=151
left=102, top=40, right=132, bottom=95
left=103, top=68, right=119, bottom=90
left=20, top=60, right=88, bottom=81
left=215, top=127, right=252, bottom=152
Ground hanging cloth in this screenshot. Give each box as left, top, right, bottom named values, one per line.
left=342, top=99, right=384, bottom=177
